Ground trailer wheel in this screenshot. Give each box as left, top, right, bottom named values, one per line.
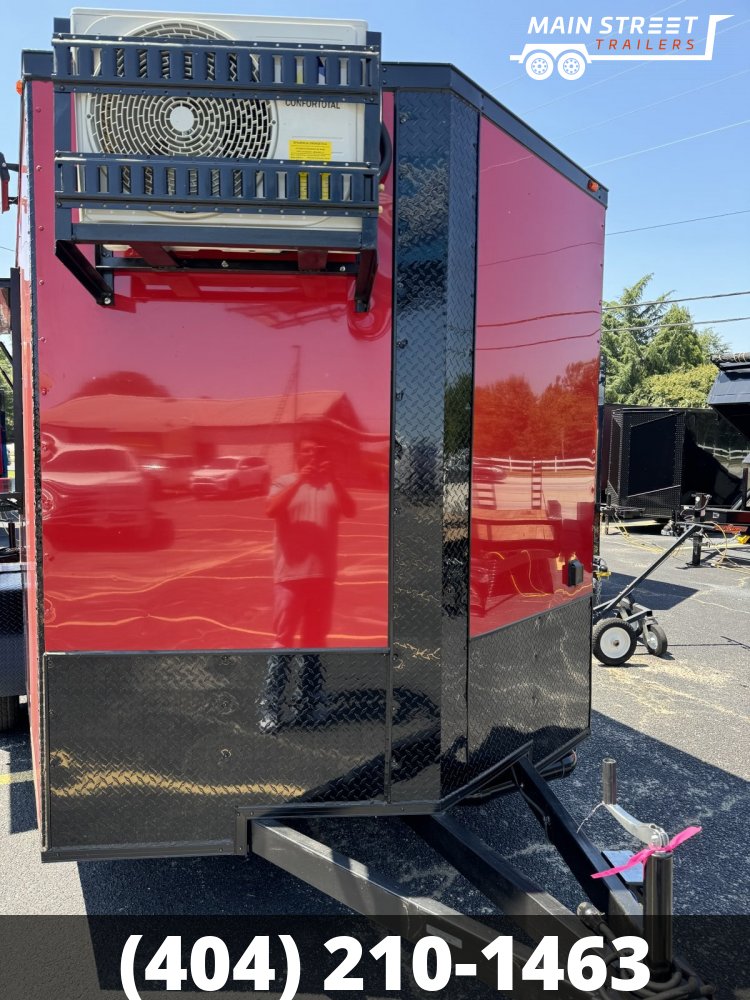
left=643, top=621, right=668, bottom=657
left=593, top=618, right=637, bottom=666
left=0, top=695, right=21, bottom=733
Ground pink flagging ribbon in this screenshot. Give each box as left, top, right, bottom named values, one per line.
left=592, top=826, right=702, bottom=880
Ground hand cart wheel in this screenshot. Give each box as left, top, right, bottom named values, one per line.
left=593, top=617, right=637, bottom=666
left=643, top=620, right=668, bottom=657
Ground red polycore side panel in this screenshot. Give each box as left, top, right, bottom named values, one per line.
left=18, top=89, right=43, bottom=821
left=32, top=84, right=393, bottom=653
left=470, top=116, right=604, bottom=638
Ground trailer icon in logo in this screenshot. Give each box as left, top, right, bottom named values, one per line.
left=511, top=14, right=732, bottom=80
left=513, top=44, right=590, bottom=80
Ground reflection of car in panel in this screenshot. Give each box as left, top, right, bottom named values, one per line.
left=190, top=456, right=271, bottom=497
left=142, top=455, right=194, bottom=495
left=43, top=445, right=152, bottom=537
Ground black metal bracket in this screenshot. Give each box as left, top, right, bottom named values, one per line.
left=54, top=240, right=378, bottom=311
left=55, top=241, right=114, bottom=306
left=0, top=152, right=19, bottom=213
left=354, top=247, right=377, bottom=312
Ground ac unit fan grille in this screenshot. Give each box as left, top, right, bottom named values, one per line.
left=89, top=20, right=275, bottom=161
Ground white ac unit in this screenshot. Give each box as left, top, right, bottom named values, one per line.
left=70, top=8, right=369, bottom=236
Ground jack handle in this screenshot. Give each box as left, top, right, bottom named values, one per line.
left=602, top=759, right=674, bottom=980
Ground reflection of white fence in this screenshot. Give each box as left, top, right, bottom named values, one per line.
left=707, top=448, right=748, bottom=463
left=474, top=456, right=595, bottom=516
left=482, top=456, right=595, bottom=473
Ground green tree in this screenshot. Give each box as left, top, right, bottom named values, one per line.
left=601, top=275, right=717, bottom=407
left=601, top=274, right=670, bottom=402
left=641, top=365, right=718, bottom=407
left=697, top=328, right=731, bottom=361
left=644, top=305, right=703, bottom=376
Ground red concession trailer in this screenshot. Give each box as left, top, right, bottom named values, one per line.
left=14, top=9, right=607, bottom=858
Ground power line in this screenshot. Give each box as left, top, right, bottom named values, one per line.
left=553, top=67, right=750, bottom=141
left=603, top=290, right=750, bottom=311
left=607, top=208, right=750, bottom=236
left=588, top=118, right=750, bottom=168
left=605, top=316, right=750, bottom=334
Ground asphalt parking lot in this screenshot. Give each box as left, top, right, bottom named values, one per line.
left=1, top=527, right=748, bottom=928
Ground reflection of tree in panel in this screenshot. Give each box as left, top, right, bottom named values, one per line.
left=473, top=375, right=536, bottom=459
left=537, top=358, right=599, bottom=460
left=473, top=359, right=598, bottom=462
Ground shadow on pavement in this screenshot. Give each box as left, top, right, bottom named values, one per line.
left=1, top=703, right=36, bottom=835
left=600, top=571, right=698, bottom=612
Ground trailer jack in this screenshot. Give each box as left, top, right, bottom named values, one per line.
left=250, top=755, right=713, bottom=998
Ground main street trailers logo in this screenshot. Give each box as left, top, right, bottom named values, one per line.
left=510, top=14, right=732, bottom=80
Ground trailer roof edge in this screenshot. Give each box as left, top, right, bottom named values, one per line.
left=20, top=50, right=607, bottom=206
left=383, top=62, right=608, bottom=207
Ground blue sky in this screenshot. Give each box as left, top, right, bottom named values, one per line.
left=1, top=0, right=748, bottom=349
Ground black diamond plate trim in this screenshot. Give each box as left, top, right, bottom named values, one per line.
left=0, top=560, right=25, bottom=697
left=45, top=650, right=387, bottom=851
left=607, top=409, right=685, bottom=516
left=468, top=597, right=591, bottom=776
left=390, top=91, right=479, bottom=802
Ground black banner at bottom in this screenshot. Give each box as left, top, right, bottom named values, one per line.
left=0, top=916, right=746, bottom=999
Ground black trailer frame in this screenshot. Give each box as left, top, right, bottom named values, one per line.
left=251, top=754, right=712, bottom=998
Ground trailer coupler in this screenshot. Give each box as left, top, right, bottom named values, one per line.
left=249, top=755, right=714, bottom=998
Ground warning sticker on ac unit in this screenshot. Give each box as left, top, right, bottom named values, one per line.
left=288, top=139, right=333, bottom=161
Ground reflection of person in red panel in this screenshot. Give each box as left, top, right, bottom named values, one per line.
left=260, top=438, right=356, bottom=733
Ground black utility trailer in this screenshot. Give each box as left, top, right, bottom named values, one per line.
left=603, top=405, right=747, bottom=524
